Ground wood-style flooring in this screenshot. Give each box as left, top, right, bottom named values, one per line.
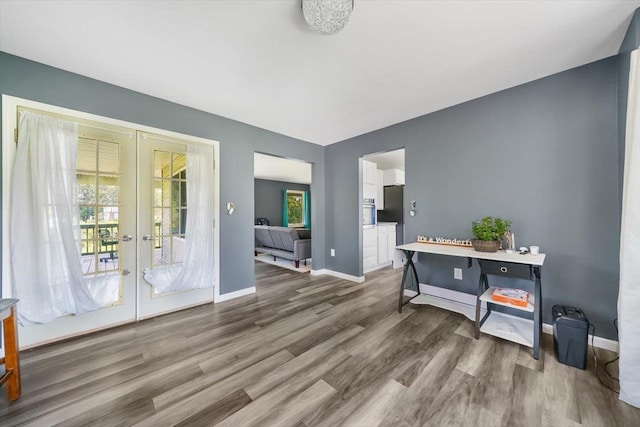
left=1, top=262, right=639, bottom=426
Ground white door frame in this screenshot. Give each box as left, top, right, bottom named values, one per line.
left=1, top=95, right=220, bottom=349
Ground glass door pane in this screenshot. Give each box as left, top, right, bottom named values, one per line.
left=152, top=151, right=186, bottom=268
left=77, top=139, right=122, bottom=302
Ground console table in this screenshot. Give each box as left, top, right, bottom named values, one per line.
left=396, top=242, right=546, bottom=359
left=0, top=298, right=20, bottom=401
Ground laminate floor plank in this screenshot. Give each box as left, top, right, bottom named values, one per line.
left=469, top=337, right=520, bottom=418
left=378, top=333, right=472, bottom=427
left=196, top=309, right=321, bottom=373
left=541, top=334, right=582, bottom=424
left=302, top=360, right=398, bottom=427
left=0, top=353, right=145, bottom=419
left=454, top=332, right=496, bottom=377
left=151, top=350, right=294, bottom=413
left=339, top=378, right=407, bottom=427
left=173, top=388, right=253, bottom=427
left=18, top=363, right=204, bottom=427
left=53, top=392, right=156, bottom=427
left=501, top=364, right=544, bottom=427
left=390, top=312, right=464, bottom=388
left=256, top=379, right=337, bottom=427
left=215, top=350, right=351, bottom=427
left=254, top=301, right=333, bottom=328
left=1, top=262, right=638, bottom=426
left=421, top=368, right=476, bottom=427
left=137, top=351, right=294, bottom=427
left=573, top=349, right=636, bottom=427
left=245, top=324, right=364, bottom=399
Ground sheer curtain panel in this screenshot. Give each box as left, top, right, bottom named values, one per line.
left=11, top=111, right=102, bottom=324
left=619, top=49, right=640, bottom=409
left=143, top=144, right=215, bottom=293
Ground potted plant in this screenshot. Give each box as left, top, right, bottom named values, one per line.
left=471, top=216, right=511, bottom=252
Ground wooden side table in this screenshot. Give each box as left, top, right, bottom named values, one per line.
left=0, top=299, right=20, bottom=401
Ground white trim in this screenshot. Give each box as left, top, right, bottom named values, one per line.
left=310, top=269, right=365, bottom=283
left=414, top=283, right=619, bottom=352
left=215, top=286, right=256, bottom=303
left=364, top=261, right=392, bottom=274
left=540, top=323, right=619, bottom=353
left=17, top=318, right=136, bottom=351
left=137, top=300, right=213, bottom=321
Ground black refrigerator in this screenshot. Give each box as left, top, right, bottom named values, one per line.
left=377, top=185, right=404, bottom=245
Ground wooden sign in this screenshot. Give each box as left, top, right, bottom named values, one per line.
left=417, top=235, right=473, bottom=247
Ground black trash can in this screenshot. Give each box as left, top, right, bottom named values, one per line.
left=552, top=305, right=589, bottom=370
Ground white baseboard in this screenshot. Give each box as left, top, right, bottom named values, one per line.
left=310, top=269, right=365, bottom=283
left=416, top=283, right=619, bottom=352
left=364, top=262, right=392, bottom=274
left=540, top=323, right=618, bottom=353
left=215, top=286, right=256, bottom=303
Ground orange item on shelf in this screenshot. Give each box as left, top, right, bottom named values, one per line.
left=491, top=287, right=529, bottom=307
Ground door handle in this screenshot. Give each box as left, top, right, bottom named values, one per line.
left=142, top=234, right=159, bottom=241
left=122, top=269, right=131, bottom=276
left=120, top=234, right=133, bottom=242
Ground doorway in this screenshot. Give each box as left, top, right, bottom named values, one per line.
left=361, top=148, right=405, bottom=274
left=253, top=153, right=312, bottom=273
left=2, top=96, right=219, bottom=348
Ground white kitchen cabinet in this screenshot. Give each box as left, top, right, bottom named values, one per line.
left=363, top=183, right=376, bottom=200
left=362, top=160, right=377, bottom=200
left=377, top=234, right=388, bottom=264
left=376, top=169, right=384, bottom=210
left=387, top=232, right=396, bottom=265
left=363, top=226, right=378, bottom=271
left=363, top=160, right=377, bottom=185
left=383, top=168, right=405, bottom=186
left=376, top=223, right=397, bottom=266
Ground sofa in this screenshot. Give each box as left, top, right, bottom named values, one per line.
left=255, top=225, right=311, bottom=268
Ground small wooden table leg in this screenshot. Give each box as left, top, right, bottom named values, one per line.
left=3, top=306, right=20, bottom=401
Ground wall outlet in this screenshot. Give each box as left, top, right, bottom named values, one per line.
left=454, top=268, right=463, bottom=280
left=330, top=248, right=335, bottom=257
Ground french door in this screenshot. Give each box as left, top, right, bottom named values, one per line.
left=137, top=132, right=215, bottom=319
left=3, top=97, right=218, bottom=349
left=16, top=122, right=138, bottom=348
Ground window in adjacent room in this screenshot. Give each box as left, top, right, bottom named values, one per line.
left=285, top=190, right=305, bottom=227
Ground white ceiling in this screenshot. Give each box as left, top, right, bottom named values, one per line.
left=254, top=153, right=312, bottom=184
left=365, top=149, right=405, bottom=171
left=1, top=1, right=639, bottom=146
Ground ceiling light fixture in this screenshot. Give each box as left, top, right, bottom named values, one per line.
left=302, top=0, right=354, bottom=35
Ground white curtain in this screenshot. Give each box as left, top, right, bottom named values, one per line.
left=10, top=111, right=119, bottom=324
left=619, top=49, right=640, bottom=408
left=143, top=144, right=215, bottom=293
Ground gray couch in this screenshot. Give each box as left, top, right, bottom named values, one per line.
left=255, top=226, right=311, bottom=268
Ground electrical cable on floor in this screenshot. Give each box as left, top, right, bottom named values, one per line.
left=602, top=318, right=620, bottom=382
left=591, top=319, right=620, bottom=394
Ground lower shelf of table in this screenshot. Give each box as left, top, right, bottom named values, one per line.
left=407, top=291, right=479, bottom=322
left=405, top=290, right=535, bottom=349
left=480, top=311, right=534, bottom=348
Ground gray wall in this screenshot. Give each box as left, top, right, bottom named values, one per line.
left=0, top=52, right=326, bottom=295
left=325, top=57, right=621, bottom=339
left=254, top=179, right=310, bottom=226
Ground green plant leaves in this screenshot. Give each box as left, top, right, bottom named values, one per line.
left=471, top=216, right=511, bottom=241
